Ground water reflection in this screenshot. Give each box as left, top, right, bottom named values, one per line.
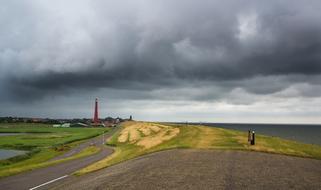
left=0, top=149, right=27, bottom=160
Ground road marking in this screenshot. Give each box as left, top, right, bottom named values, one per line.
left=29, top=175, right=68, bottom=190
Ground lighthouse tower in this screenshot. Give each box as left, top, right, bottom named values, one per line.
left=93, top=98, right=99, bottom=124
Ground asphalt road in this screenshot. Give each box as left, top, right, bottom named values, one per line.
left=49, top=132, right=108, bottom=161
left=51, top=149, right=321, bottom=190
left=0, top=128, right=117, bottom=190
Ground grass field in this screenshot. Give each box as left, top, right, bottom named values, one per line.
left=77, top=121, right=321, bottom=175
left=0, top=123, right=109, bottom=177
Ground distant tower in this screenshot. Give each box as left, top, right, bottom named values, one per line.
left=93, top=98, right=99, bottom=124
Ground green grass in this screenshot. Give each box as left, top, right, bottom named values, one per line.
left=0, top=145, right=100, bottom=178
left=0, top=123, right=109, bottom=177
left=76, top=121, right=321, bottom=175
left=0, top=123, right=108, bottom=150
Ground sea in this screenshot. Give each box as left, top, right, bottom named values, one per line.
left=200, top=123, right=321, bottom=146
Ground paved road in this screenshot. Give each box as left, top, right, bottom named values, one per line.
left=0, top=127, right=117, bottom=190
left=51, top=149, right=321, bottom=190
left=49, top=132, right=108, bottom=161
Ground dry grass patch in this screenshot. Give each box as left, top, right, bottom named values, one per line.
left=118, top=131, right=129, bottom=143
left=195, top=127, right=221, bottom=148
left=137, top=128, right=180, bottom=149
left=138, top=126, right=151, bottom=136
left=117, top=122, right=180, bottom=149
left=149, top=125, right=162, bottom=133
left=128, top=127, right=140, bottom=142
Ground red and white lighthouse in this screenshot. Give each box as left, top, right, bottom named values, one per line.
left=93, top=98, right=99, bottom=124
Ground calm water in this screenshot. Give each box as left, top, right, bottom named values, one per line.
left=202, top=123, right=321, bottom=146
left=0, top=133, right=26, bottom=136
left=0, top=149, right=27, bottom=160
left=0, top=133, right=28, bottom=159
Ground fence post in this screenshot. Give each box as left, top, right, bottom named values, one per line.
left=251, top=131, right=255, bottom=145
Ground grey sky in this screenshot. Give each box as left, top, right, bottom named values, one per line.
left=1, top=0, right=321, bottom=123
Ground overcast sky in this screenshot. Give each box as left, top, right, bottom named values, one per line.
left=1, top=0, right=321, bottom=123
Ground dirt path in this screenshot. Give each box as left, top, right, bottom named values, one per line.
left=51, top=149, right=321, bottom=190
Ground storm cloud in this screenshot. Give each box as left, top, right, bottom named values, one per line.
left=1, top=0, right=321, bottom=122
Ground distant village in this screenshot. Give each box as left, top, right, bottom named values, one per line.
left=0, top=98, right=132, bottom=127
left=0, top=116, right=133, bottom=128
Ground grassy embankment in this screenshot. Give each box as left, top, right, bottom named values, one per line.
left=0, top=123, right=109, bottom=177
left=77, top=121, right=321, bottom=175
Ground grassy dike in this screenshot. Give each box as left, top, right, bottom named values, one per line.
left=0, top=123, right=109, bottom=177
left=76, top=121, right=321, bottom=175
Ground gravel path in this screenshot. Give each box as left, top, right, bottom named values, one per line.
left=51, top=149, right=321, bottom=190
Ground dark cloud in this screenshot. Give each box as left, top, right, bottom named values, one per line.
left=1, top=0, right=321, bottom=122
